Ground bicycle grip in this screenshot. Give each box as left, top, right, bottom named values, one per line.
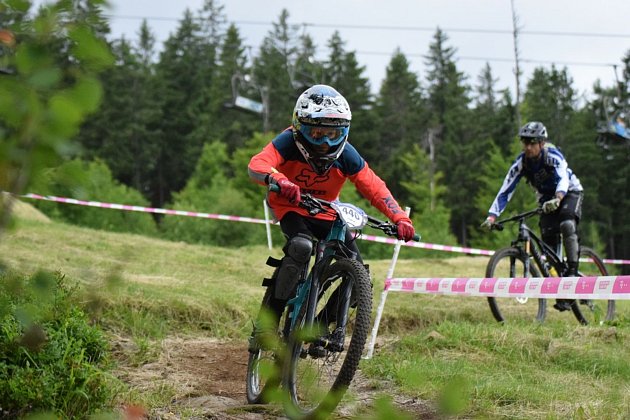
left=492, top=224, right=504, bottom=232
left=268, top=183, right=280, bottom=193
left=413, top=233, right=421, bottom=241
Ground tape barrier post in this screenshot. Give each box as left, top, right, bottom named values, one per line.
left=365, top=206, right=411, bottom=359
left=263, top=199, right=273, bottom=250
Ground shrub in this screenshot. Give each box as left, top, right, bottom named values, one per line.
left=0, top=270, right=119, bottom=418
left=30, top=159, right=157, bottom=235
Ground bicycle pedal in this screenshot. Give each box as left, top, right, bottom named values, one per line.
left=553, top=299, right=573, bottom=312
left=307, top=344, right=327, bottom=358
left=299, top=347, right=309, bottom=359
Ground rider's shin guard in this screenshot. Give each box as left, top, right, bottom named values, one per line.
left=560, top=219, right=579, bottom=276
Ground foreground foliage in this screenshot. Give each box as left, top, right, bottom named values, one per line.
left=0, top=270, right=120, bottom=418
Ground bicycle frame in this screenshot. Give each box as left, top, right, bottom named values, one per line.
left=286, top=213, right=353, bottom=332
left=498, top=209, right=567, bottom=278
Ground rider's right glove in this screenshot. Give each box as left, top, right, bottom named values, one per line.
left=270, top=173, right=301, bottom=204
left=396, top=219, right=415, bottom=242
left=480, top=215, right=496, bottom=231
left=542, top=197, right=561, bottom=214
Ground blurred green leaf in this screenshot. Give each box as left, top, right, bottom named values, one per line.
left=28, top=67, right=63, bottom=89
left=69, top=26, right=114, bottom=70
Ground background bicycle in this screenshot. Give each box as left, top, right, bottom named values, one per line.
left=246, top=187, right=419, bottom=419
left=485, top=208, right=615, bottom=325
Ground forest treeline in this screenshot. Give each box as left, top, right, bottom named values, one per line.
left=2, top=0, right=629, bottom=269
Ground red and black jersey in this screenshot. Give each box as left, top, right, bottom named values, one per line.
left=248, top=129, right=410, bottom=224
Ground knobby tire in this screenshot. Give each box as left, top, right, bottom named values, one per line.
left=569, top=246, right=615, bottom=325
left=283, top=258, right=372, bottom=419
left=486, top=246, right=547, bottom=323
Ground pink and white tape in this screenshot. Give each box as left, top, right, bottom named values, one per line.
left=385, top=275, right=630, bottom=299
left=17, top=193, right=630, bottom=265
left=359, top=234, right=494, bottom=256
left=20, top=193, right=269, bottom=224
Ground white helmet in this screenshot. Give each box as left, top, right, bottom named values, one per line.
left=292, top=85, right=352, bottom=175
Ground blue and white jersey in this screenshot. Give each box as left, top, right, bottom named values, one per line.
left=488, top=143, right=583, bottom=217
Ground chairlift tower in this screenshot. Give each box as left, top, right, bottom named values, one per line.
left=229, top=73, right=270, bottom=132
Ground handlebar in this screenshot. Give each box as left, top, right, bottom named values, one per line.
left=491, top=208, right=543, bottom=231
left=268, top=183, right=420, bottom=241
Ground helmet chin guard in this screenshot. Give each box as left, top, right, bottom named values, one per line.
left=294, top=134, right=347, bottom=174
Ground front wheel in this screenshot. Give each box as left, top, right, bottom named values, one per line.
left=283, top=259, right=372, bottom=419
left=569, top=246, right=616, bottom=325
left=486, top=247, right=547, bottom=323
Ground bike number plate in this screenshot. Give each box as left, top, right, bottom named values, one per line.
left=332, top=202, right=368, bottom=230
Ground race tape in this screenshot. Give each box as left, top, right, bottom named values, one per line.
left=359, top=234, right=493, bottom=256
left=17, top=192, right=630, bottom=265
left=357, top=234, right=630, bottom=265
left=385, top=275, right=630, bottom=299
left=19, top=193, right=269, bottom=224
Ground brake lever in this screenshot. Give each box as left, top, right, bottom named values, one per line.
left=491, top=223, right=504, bottom=232
left=299, top=194, right=326, bottom=216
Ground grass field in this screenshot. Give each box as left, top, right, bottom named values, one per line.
left=2, top=206, right=629, bottom=418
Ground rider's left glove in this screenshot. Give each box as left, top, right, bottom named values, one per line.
left=396, top=219, right=415, bottom=242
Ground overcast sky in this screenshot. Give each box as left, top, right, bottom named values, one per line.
left=102, top=0, right=630, bottom=100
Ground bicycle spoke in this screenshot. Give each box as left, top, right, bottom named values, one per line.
left=486, top=247, right=546, bottom=323
left=569, top=247, right=615, bottom=325
left=284, top=259, right=371, bottom=418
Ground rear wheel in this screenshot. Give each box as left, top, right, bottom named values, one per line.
left=486, top=247, right=547, bottom=323
left=283, top=259, right=372, bottom=419
left=569, top=246, right=616, bottom=325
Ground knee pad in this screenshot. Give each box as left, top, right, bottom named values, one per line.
left=284, top=233, right=313, bottom=264
left=560, top=219, right=579, bottom=262
left=274, top=234, right=313, bottom=300
left=559, top=219, right=576, bottom=237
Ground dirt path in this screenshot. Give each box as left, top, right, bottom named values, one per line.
left=113, top=336, right=435, bottom=419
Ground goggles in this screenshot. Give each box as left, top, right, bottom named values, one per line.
left=298, top=123, right=349, bottom=147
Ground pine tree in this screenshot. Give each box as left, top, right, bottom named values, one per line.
left=424, top=28, right=478, bottom=244
left=210, top=23, right=260, bottom=154
left=151, top=9, right=214, bottom=207
left=521, top=65, right=576, bottom=150
left=76, top=34, right=161, bottom=197
left=372, top=49, right=427, bottom=197
left=323, top=31, right=374, bottom=167
left=252, top=9, right=300, bottom=131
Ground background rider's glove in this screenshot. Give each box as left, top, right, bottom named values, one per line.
left=396, top=219, right=415, bottom=242
left=276, top=178, right=301, bottom=204
left=480, top=216, right=496, bottom=231
left=542, top=197, right=561, bottom=214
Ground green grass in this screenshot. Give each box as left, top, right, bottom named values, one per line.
left=2, top=211, right=630, bottom=418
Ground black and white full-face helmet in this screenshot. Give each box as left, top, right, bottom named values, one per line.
left=292, top=84, right=352, bottom=175
left=518, top=121, right=548, bottom=143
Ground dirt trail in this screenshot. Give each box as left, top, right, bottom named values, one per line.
left=113, top=336, right=435, bottom=419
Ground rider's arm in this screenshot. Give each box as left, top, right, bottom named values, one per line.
left=547, top=148, right=570, bottom=199
left=349, top=161, right=410, bottom=224
left=248, top=141, right=285, bottom=186
left=488, top=155, right=524, bottom=218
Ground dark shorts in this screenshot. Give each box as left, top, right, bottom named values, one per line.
left=539, top=191, right=583, bottom=240
left=279, top=211, right=363, bottom=262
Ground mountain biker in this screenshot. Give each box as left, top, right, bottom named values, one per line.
left=480, top=121, right=584, bottom=312
left=247, top=84, right=415, bottom=350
